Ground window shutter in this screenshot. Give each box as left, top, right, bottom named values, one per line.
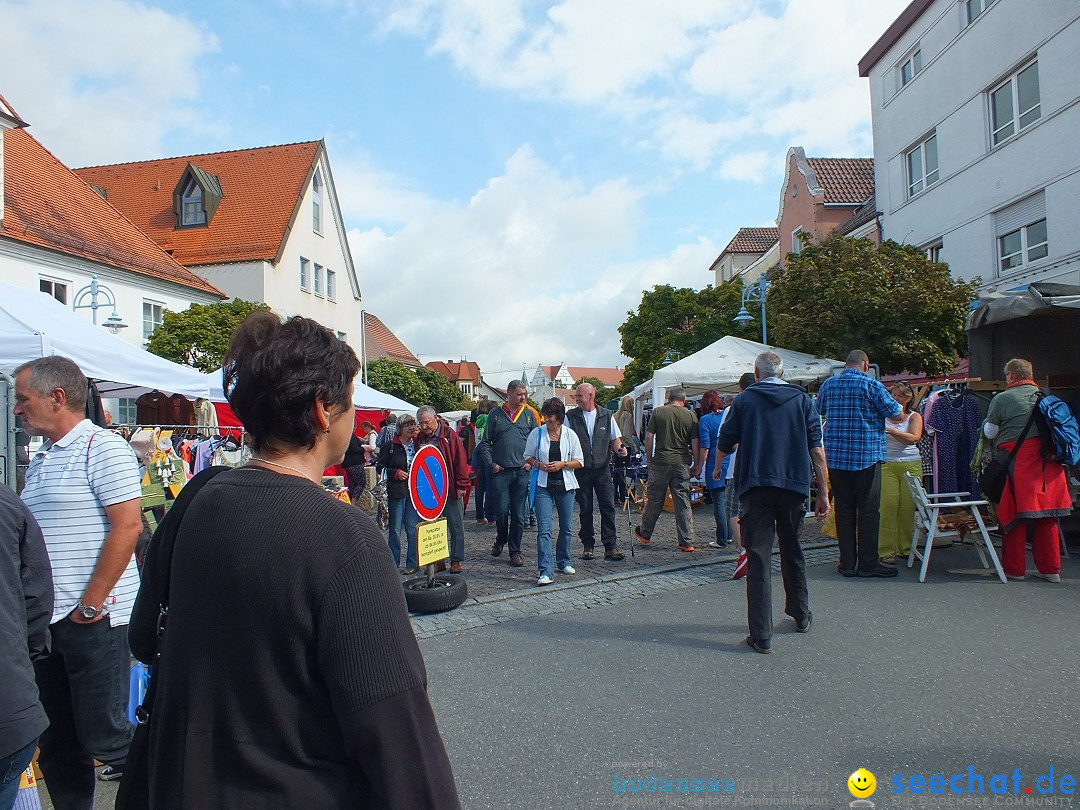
left=995, top=191, right=1045, bottom=236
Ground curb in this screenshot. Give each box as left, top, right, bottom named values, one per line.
left=458, top=540, right=839, bottom=607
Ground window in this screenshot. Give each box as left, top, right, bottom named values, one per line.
left=924, top=241, right=944, bottom=264
left=314, top=263, right=323, bottom=297
left=791, top=227, right=805, bottom=256
left=990, top=61, right=1040, bottom=146
left=143, top=301, right=164, bottom=344
left=300, top=257, right=311, bottom=292
left=996, top=192, right=1047, bottom=274
left=312, top=169, right=323, bottom=234
left=899, top=48, right=923, bottom=87
left=326, top=268, right=336, bottom=301
left=180, top=177, right=205, bottom=226
left=116, top=398, right=137, bottom=425
left=906, top=133, right=940, bottom=197
left=966, top=0, right=993, bottom=25
left=39, top=278, right=68, bottom=305
left=336, top=331, right=348, bottom=343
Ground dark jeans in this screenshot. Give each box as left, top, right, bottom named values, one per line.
left=444, top=498, right=465, bottom=563
left=0, top=738, right=38, bottom=810
left=831, top=464, right=884, bottom=572
left=471, top=448, right=494, bottom=522
left=575, top=465, right=618, bottom=551
left=492, top=467, right=529, bottom=555
left=34, top=617, right=133, bottom=810
left=742, top=487, right=809, bottom=643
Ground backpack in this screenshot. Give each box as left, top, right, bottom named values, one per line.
left=1034, top=393, right=1080, bottom=468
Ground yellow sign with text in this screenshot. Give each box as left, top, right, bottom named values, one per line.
left=417, top=520, right=449, bottom=567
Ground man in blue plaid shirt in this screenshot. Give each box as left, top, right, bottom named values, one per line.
left=816, top=350, right=902, bottom=578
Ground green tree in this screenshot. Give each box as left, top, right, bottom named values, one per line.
left=365, top=358, right=429, bottom=407
left=147, top=299, right=269, bottom=372
left=768, top=233, right=977, bottom=376
left=415, top=367, right=473, bottom=412
left=616, top=281, right=756, bottom=394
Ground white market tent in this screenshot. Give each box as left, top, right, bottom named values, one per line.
left=205, top=369, right=418, bottom=413
left=0, top=280, right=210, bottom=398
left=634, top=335, right=840, bottom=411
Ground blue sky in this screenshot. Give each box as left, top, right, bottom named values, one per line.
left=3, top=0, right=909, bottom=371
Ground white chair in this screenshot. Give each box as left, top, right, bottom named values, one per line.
left=904, top=471, right=1007, bottom=583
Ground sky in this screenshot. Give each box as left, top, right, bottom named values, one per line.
left=2, top=0, right=910, bottom=373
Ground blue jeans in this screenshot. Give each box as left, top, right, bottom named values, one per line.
left=34, top=617, right=133, bottom=810
left=471, top=447, right=494, bottom=521
left=0, top=738, right=37, bottom=810
left=535, top=485, right=575, bottom=578
left=387, top=497, right=419, bottom=568
left=710, top=485, right=731, bottom=545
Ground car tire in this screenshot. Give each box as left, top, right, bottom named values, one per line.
left=403, top=573, right=468, bottom=614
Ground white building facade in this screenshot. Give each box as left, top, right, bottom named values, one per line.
left=860, top=0, right=1080, bottom=288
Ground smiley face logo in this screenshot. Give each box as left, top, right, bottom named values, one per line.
left=848, top=768, right=877, bottom=798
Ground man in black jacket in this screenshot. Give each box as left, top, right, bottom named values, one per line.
left=0, top=485, right=53, bottom=808
left=715, top=351, right=829, bottom=654
left=566, top=383, right=628, bottom=561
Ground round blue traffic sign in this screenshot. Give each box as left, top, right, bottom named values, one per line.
left=409, top=444, right=449, bottom=521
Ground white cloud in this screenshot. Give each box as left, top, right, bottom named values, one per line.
left=347, top=146, right=715, bottom=369
left=718, top=150, right=774, bottom=183
left=0, top=0, right=219, bottom=166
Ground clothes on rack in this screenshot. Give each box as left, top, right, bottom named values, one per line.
left=926, top=389, right=983, bottom=498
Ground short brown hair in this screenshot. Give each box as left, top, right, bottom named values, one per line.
left=1005, top=358, right=1033, bottom=380
left=540, top=397, right=566, bottom=422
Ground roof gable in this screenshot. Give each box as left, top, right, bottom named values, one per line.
left=1, top=128, right=222, bottom=296
left=776, top=147, right=874, bottom=225
left=75, top=141, right=321, bottom=267
left=723, top=227, right=780, bottom=255
left=363, top=313, right=420, bottom=368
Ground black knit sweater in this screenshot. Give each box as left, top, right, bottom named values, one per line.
left=129, top=467, right=459, bottom=809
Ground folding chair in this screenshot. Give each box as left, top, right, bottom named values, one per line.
left=904, top=471, right=1007, bottom=583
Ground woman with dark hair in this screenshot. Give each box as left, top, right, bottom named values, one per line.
left=524, top=398, right=585, bottom=586
left=696, top=389, right=731, bottom=548
left=127, top=312, right=459, bottom=809
left=376, top=414, right=422, bottom=573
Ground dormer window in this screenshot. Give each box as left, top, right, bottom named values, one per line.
left=181, top=178, right=204, bottom=225
left=312, top=168, right=324, bottom=234
left=173, top=163, right=222, bottom=229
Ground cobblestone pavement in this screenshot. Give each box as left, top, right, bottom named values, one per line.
left=436, top=496, right=831, bottom=599
left=411, top=498, right=840, bottom=639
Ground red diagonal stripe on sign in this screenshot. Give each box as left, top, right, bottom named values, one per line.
left=419, top=457, right=441, bottom=502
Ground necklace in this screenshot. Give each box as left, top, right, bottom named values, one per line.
left=249, top=456, right=317, bottom=484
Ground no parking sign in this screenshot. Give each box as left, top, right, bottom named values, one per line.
left=409, top=444, right=449, bottom=522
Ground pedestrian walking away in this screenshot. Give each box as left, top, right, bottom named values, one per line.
left=696, top=390, right=731, bottom=549
left=635, top=387, right=699, bottom=551
left=715, top=351, right=829, bottom=654
left=816, top=349, right=903, bottom=578
left=15, top=355, right=144, bottom=805
left=566, top=382, right=628, bottom=561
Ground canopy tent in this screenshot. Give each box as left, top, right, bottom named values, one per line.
left=205, top=369, right=418, bottom=413
left=631, top=336, right=839, bottom=424
left=0, top=280, right=210, bottom=398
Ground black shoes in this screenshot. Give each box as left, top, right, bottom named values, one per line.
left=490, top=543, right=504, bottom=558
left=746, top=636, right=772, bottom=654
left=98, top=765, right=124, bottom=782
left=857, top=563, right=898, bottom=578
left=796, top=611, right=813, bottom=633
left=837, top=565, right=856, bottom=577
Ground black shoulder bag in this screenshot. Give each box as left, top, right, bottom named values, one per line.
left=116, top=465, right=229, bottom=810
left=978, top=408, right=1037, bottom=503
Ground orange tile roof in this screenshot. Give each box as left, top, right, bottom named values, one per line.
left=426, top=360, right=480, bottom=383
left=723, top=227, right=779, bottom=255
left=805, top=158, right=875, bottom=205
left=75, top=141, right=322, bottom=267
left=1, top=128, right=222, bottom=295
left=567, top=367, right=624, bottom=387
left=363, top=312, right=420, bottom=367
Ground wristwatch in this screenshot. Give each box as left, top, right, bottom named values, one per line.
left=76, top=602, right=104, bottom=620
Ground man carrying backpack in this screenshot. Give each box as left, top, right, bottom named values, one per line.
left=982, top=358, right=1072, bottom=582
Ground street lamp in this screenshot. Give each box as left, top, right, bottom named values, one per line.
left=72, top=275, right=128, bottom=335
left=661, top=350, right=681, bottom=367
left=733, top=275, right=769, bottom=344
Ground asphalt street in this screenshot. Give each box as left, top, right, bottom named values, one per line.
left=421, top=548, right=1080, bottom=810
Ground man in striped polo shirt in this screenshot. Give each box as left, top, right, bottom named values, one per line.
left=15, top=356, right=143, bottom=808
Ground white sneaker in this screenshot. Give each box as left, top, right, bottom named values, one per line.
left=1033, top=571, right=1062, bottom=583
left=537, top=574, right=553, bottom=586
left=560, top=565, right=576, bottom=575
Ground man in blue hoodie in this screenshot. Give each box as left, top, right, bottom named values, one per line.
left=715, top=351, right=829, bottom=654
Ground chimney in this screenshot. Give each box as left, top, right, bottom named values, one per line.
left=0, top=95, right=29, bottom=226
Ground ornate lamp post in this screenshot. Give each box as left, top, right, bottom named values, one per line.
left=733, top=275, right=769, bottom=344
left=72, top=275, right=128, bottom=335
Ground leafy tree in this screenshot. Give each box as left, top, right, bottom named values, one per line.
left=616, top=281, right=756, bottom=394
left=365, top=358, right=429, bottom=407
left=768, top=233, right=977, bottom=376
left=147, top=299, right=269, bottom=372
left=415, top=366, right=473, bottom=412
